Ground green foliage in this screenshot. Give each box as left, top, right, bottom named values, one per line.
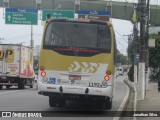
left=127, top=42, right=134, bottom=64
left=149, top=33, right=160, bottom=68
left=117, top=50, right=128, bottom=65
left=127, top=33, right=160, bottom=76
left=128, top=65, right=134, bottom=82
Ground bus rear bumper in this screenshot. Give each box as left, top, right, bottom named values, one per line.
left=38, top=81, right=113, bottom=99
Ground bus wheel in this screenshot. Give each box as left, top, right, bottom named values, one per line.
left=0, top=85, right=2, bottom=90
left=57, top=99, right=66, bottom=107
left=104, top=98, right=112, bottom=110
left=49, top=96, right=57, bottom=107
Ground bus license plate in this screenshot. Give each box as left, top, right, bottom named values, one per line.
left=69, top=75, right=81, bottom=80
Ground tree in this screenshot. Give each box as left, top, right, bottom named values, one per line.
left=117, top=50, right=128, bottom=65
left=149, top=33, right=160, bottom=68
left=127, top=42, right=135, bottom=64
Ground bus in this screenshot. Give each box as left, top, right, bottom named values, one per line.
left=38, top=18, right=117, bottom=110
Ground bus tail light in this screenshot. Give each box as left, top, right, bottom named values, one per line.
left=40, top=66, right=45, bottom=71
left=104, top=75, right=110, bottom=81
left=41, top=71, right=46, bottom=77
left=106, top=70, right=111, bottom=75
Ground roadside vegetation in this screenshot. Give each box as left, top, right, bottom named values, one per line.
left=127, top=33, right=160, bottom=81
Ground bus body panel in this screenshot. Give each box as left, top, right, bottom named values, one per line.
left=38, top=50, right=115, bottom=97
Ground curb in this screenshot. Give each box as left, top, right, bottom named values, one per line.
left=122, top=79, right=137, bottom=120
left=133, top=83, right=137, bottom=120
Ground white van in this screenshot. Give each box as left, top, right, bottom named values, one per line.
left=117, top=67, right=124, bottom=76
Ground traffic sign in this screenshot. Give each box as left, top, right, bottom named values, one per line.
left=42, top=10, right=74, bottom=21
left=5, top=8, right=38, bottom=25
left=5, top=8, right=38, bottom=13
left=78, top=15, right=110, bottom=21
left=134, top=53, right=140, bottom=64
left=77, top=10, right=111, bottom=21
left=78, top=10, right=111, bottom=16
left=148, top=39, right=155, bottom=48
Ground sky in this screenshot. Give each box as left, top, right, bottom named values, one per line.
left=0, top=8, right=132, bottom=56
left=0, top=0, right=159, bottom=55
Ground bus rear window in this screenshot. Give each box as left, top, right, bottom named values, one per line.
left=44, top=21, right=111, bottom=51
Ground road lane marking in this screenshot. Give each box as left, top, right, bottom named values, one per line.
left=0, top=90, right=22, bottom=95
left=113, top=78, right=130, bottom=120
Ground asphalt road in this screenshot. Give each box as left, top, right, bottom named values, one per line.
left=0, top=74, right=128, bottom=120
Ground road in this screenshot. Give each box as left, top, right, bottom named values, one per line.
left=0, top=74, right=128, bottom=120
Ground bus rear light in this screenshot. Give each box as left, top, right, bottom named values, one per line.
left=104, top=75, right=110, bottom=81
left=41, top=71, right=46, bottom=77
left=40, top=66, right=45, bottom=71
left=106, top=70, right=111, bottom=75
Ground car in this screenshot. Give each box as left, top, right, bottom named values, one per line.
left=117, top=67, right=124, bottom=76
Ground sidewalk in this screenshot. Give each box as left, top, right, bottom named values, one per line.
left=136, top=81, right=160, bottom=120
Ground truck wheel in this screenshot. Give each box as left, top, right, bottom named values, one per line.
left=6, top=86, right=11, bottom=89
left=0, top=85, right=2, bottom=90
left=49, top=96, right=57, bottom=107
left=104, top=98, right=112, bottom=110
left=18, top=80, right=25, bottom=89
left=30, top=85, right=33, bottom=88
left=158, top=86, right=160, bottom=91
left=36, top=82, right=38, bottom=90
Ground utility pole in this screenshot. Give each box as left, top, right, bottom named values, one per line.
left=145, top=0, right=150, bottom=67
left=30, top=25, right=34, bottom=49
left=145, top=0, right=150, bottom=90
left=129, top=2, right=140, bottom=86
left=123, top=34, right=132, bottom=65
left=139, top=0, right=146, bottom=62
left=74, top=0, right=80, bottom=14
left=137, top=0, right=147, bottom=100
left=132, top=4, right=139, bottom=84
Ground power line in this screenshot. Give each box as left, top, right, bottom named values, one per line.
left=115, top=35, right=128, bottom=54
left=117, top=40, right=127, bottom=49
left=116, top=40, right=128, bottom=54
left=115, top=30, right=128, bottom=51
left=115, top=30, right=128, bottom=42
left=6, top=34, right=31, bottom=40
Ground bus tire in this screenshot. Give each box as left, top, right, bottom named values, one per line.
left=57, top=99, right=66, bottom=107
left=105, top=98, right=112, bottom=110
left=49, top=96, right=57, bottom=107
left=0, top=85, right=2, bottom=90
left=96, top=100, right=103, bottom=109
left=18, top=80, right=25, bottom=89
